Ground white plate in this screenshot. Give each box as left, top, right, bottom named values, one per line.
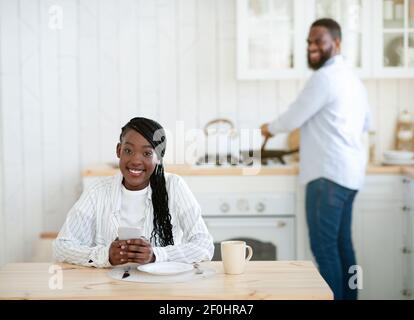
left=382, top=159, right=414, bottom=166
left=137, top=262, right=194, bottom=275
left=383, top=150, right=414, bottom=160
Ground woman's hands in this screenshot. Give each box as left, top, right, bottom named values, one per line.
left=109, top=238, right=155, bottom=266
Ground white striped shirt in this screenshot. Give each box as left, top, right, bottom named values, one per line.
left=53, top=172, right=214, bottom=268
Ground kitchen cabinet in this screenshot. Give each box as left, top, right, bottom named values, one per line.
left=237, top=0, right=414, bottom=79
left=373, top=0, right=414, bottom=77
left=237, top=0, right=306, bottom=79
left=308, top=0, right=372, bottom=78
left=403, top=176, right=414, bottom=299
left=237, top=0, right=371, bottom=79
left=352, top=175, right=405, bottom=299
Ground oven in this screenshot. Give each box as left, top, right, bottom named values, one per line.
left=197, top=192, right=296, bottom=261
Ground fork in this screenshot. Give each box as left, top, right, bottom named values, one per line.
left=122, top=266, right=131, bottom=279
left=193, top=263, right=203, bottom=274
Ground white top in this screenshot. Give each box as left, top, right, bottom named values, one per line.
left=269, top=55, right=372, bottom=190
left=53, top=173, right=214, bottom=268
left=120, top=185, right=148, bottom=227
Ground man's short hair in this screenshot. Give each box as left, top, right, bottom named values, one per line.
left=311, top=18, right=342, bottom=41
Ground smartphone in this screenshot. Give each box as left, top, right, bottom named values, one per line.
left=118, top=226, right=143, bottom=241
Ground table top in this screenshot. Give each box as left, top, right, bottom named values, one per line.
left=0, top=261, right=332, bottom=300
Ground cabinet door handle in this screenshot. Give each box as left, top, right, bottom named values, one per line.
left=401, top=247, right=412, bottom=254
left=402, top=178, right=410, bottom=184
left=401, top=289, right=412, bottom=297
left=277, top=221, right=286, bottom=228
left=402, top=206, right=411, bottom=212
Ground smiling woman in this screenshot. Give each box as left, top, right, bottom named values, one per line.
left=53, top=117, right=214, bottom=268
left=116, top=118, right=173, bottom=249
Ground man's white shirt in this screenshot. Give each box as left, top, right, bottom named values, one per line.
left=53, top=172, right=214, bottom=268
left=269, top=55, right=372, bottom=190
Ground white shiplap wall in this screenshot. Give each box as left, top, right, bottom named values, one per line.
left=1, top=0, right=414, bottom=265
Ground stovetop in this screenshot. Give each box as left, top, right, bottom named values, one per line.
left=195, top=154, right=245, bottom=166
left=195, top=152, right=292, bottom=167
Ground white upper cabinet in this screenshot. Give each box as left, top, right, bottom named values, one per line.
left=237, top=0, right=414, bottom=79
left=237, top=0, right=306, bottom=79
left=373, top=0, right=414, bottom=77
left=308, top=0, right=372, bottom=78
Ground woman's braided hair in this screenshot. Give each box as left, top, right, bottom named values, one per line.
left=119, top=117, right=174, bottom=247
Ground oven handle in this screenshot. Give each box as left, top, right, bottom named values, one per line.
left=205, top=220, right=289, bottom=228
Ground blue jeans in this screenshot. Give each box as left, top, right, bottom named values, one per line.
left=306, top=178, right=358, bottom=300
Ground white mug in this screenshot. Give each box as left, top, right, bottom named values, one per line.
left=221, top=241, right=253, bottom=275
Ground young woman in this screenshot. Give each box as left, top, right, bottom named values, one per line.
left=53, top=117, right=214, bottom=267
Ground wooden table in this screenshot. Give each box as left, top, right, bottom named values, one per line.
left=0, top=261, right=332, bottom=300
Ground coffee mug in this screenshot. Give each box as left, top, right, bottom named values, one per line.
left=221, top=241, right=253, bottom=275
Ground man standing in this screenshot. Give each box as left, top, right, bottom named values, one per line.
left=261, top=18, right=371, bottom=300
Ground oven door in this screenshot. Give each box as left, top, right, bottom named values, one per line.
left=204, top=216, right=295, bottom=261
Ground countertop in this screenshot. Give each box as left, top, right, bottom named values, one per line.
left=82, top=164, right=414, bottom=177
left=0, top=261, right=332, bottom=300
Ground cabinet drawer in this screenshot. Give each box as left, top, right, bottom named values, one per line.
left=359, top=175, right=404, bottom=200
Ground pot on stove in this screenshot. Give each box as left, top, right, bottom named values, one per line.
left=197, top=118, right=241, bottom=165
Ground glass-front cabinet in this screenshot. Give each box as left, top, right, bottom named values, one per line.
left=237, top=0, right=414, bottom=79
left=373, top=0, right=414, bottom=77
left=237, top=0, right=306, bottom=79
left=308, top=0, right=372, bottom=77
